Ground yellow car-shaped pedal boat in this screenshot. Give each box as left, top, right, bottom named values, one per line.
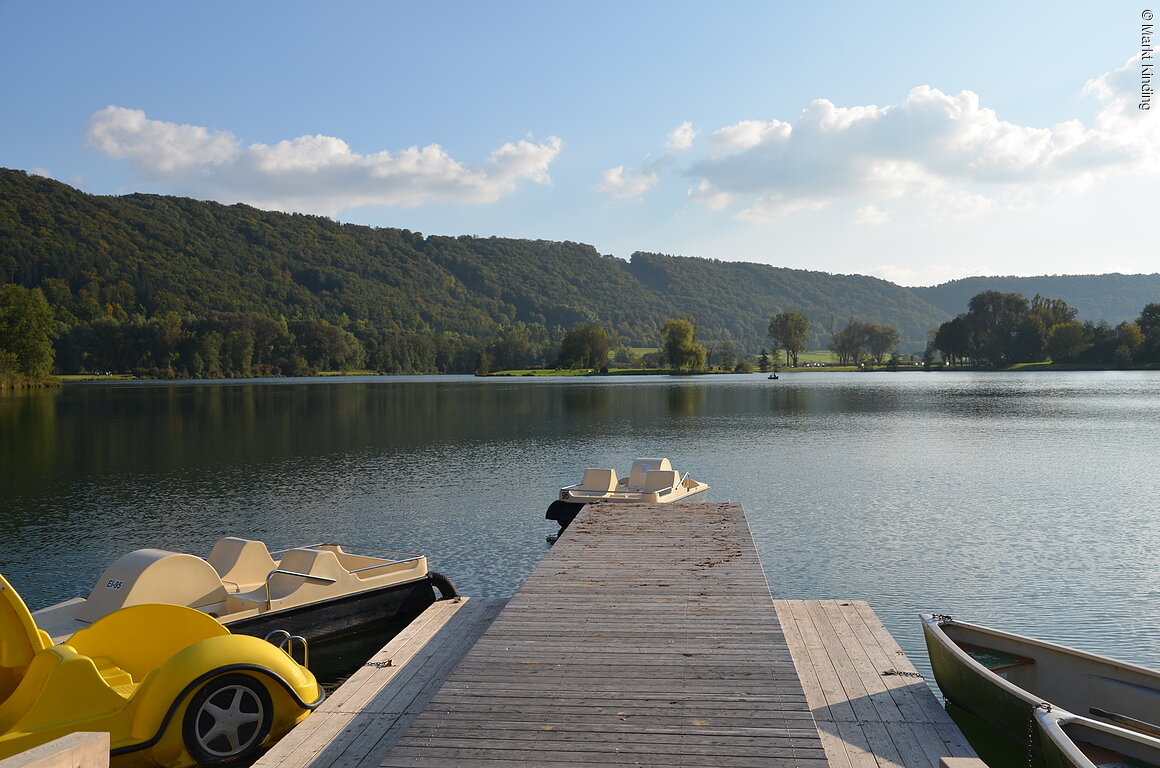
left=1, top=573, right=324, bottom=767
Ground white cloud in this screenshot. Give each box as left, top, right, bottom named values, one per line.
left=88, top=106, right=238, bottom=172
left=665, top=122, right=697, bottom=152
left=736, top=194, right=828, bottom=221
left=249, top=134, right=357, bottom=174
left=711, top=119, right=791, bottom=152
left=599, top=120, right=698, bottom=201
left=687, top=179, right=735, bottom=211
left=1079, top=54, right=1160, bottom=173
left=924, top=187, right=996, bottom=221
left=688, top=85, right=1116, bottom=220
left=599, top=165, right=659, bottom=198
left=1081, top=54, right=1139, bottom=102
left=86, top=106, right=562, bottom=214
left=853, top=203, right=890, bottom=226
left=606, top=57, right=1160, bottom=222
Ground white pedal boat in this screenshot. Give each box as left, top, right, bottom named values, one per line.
left=34, top=538, right=457, bottom=644
left=546, top=457, right=709, bottom=528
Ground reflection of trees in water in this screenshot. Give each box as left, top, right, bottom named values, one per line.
left=665, top=385, right=705, bottom=415
left=769, top=386, right=813, bottom=415
left=561, top=385, right=610, bottom=414
left=767, top=384, right=906, bottom=416
left=0, top=388, right=62, bottom=524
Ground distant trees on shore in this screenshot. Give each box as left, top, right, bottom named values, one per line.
left=769, top=310, right=904, bottom=368
left=6, top=278, right=1159, bottom=384
left=556, top=324, right=610, bottom=370
left=768, top=311, right=811, bottom=367
left=828, top=321, right=901, bottom=366
left=931, top=291, right=1160, bottom=367
left=0, top=284, right=55, bottom=386
left=661, top=318, right=707, bottom=372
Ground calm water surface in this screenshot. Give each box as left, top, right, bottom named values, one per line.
left=3, top=371, right=1159, bottom=685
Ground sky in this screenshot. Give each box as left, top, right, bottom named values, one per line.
left=1, top=1, right=1157, bottom=286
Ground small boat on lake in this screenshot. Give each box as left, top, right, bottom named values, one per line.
left=34, top=539, right=457, bottom=644
left=545, top=457, right=709, bottom=528
left=921, top=613, right=1160, bottom=768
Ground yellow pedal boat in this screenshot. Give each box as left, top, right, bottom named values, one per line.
left=1, top=573, right=323, bottom=767
left=34, top=539, right=457, bottom=645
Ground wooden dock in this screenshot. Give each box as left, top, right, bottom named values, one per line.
left=775, top=600, right=976, bottom=768
left=258, top=502, right=979, bottom=768
left=256, top=596, right=507, bottom=768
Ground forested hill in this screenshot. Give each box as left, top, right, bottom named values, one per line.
left=622, top=253, right=946, bottom=350
left=0, top=168, right=950, bottom=353
left=2, top=168, right=1152, bottom=371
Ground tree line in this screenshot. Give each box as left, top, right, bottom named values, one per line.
left=768, top=310, right=902, bottom=367
left=7, top=282, right=1157, bottom=386
left=930, top=290, right=1160, bottom=367
left=0, top=279, right=728, bottom=382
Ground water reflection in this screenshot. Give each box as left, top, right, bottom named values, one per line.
left=2, top=372, right=1159, bottom=687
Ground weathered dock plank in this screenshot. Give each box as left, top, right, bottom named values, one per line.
left=774, top=599, right=978, bottom=768
left=253, top=595, right=505, bottom=768
left=0, top=733, right=109, bottom=768
left=381, top=502, right=828, bottom=767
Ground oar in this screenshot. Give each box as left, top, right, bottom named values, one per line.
left=1090, top=707, right=1160, bottom=738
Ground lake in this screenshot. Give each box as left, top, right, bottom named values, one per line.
left=3, top=371, right=1159, bottom=688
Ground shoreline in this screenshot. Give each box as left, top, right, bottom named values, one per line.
left=36, top=361, right=1159, bottom=386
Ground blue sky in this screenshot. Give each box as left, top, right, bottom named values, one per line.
left=2, top=1, right=1156, bottom=285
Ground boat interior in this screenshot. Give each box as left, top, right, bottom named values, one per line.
left=1051, top=714, right=1160, bottom=768
left=33, top=539, right=428, bottom=642
left=564, top=458, right=709, bottom=503
left=941, top=620, right=1160, bottom=745
left=624, top=458, right=680, bottom=492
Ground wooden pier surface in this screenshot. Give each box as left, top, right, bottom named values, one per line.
left=255, top=596, right=507, bottom=768
left=381, top=502, right=827, bottom=767
left=775, top=600, right=977, bottom=768
left=260, top=501, right=979, bottom=768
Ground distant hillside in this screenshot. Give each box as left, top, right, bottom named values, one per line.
left=0, top=168, right=950, bottom=355
left=623, top=252, right=948, bottom=349
left=913, top=275, right=1160, bottom=325
left=2, top=167, right=1155, bottom=374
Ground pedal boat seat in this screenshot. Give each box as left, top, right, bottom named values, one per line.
left=207, top=537, right=279, bottom=594
left=625, top=458, right=672, bottom=491
left=75, top=550, right=229, bottom=623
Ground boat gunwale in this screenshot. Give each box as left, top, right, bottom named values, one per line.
left=559, top=483, right=709, bottom=503
left=1037, top=707, right=1160, bottom=768
left=925, top=615, right=1160, bottom=683
left=922, top=614, right=1160, bottom=768
left=269, top=542, right=425, bottom=567
left=921, top=614, right=1050, bottom=711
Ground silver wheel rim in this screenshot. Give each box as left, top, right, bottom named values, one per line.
left=193, top=682, right=267, bottom=758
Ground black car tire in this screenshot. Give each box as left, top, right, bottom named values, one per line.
left=182, top=673, right=274, bottom=765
